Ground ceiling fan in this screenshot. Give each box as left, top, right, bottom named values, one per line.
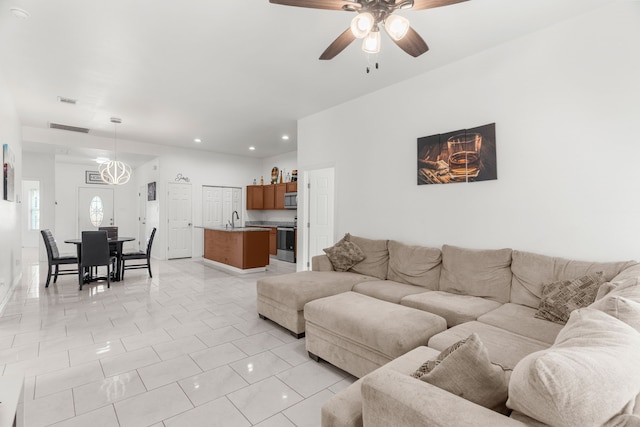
left=269, top=0, right=469, bottom=60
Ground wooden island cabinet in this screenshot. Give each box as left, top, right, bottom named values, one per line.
left=204, top=228, right=270, bottom=272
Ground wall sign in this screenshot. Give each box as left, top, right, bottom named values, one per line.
left=86, top=171, right=107, bottom=185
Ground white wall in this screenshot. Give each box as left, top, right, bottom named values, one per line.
left=157, top=148, right=262, bottom=259
left=0, top=66, right=22, bottom=309
left=54, top=162, right=138, bottom=253
left=298, top=2, right=640, bottom=262
left=22, top=151, right=55, bottom=259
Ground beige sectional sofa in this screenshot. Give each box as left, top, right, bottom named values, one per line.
left=255, top=235, right=640, bottom=426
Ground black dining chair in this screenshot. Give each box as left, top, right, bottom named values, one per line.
left=99, top=226, right=119, bottom=269
left=41, top=229, right=78, bottom=288
left=80, top=230, right=116, bottom=290
left=121, top=228, right=156, bottom=279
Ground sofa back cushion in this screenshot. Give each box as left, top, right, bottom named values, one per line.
left=510, top=250, right=635, bottom=309
left=347, top=234, right=389, bottom=280
left=386, top=240, right=441, bottom=290
left=439, top=245, right=512, bottom=303
left=508, top=308, right=640, bottom=426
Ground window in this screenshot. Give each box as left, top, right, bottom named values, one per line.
left=29, top=188, right=40, bottom=230
left=89, top=196, right=104, bottom=227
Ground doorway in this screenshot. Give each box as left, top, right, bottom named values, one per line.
left=78, top=187, right=114, bottom=233
left=21, top=180, right=40, bottom=248
left=303, top=167, right=335, bottom=270
left=138, top=185, right=147, bottom=251
left=167, top=182, right=192, bottom=259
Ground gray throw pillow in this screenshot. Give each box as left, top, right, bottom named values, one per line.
left=535, top=272, right=604, bottom=324
left=323, top=235, right=366, bottom=272
left=413, top=333, right=511, bottom=414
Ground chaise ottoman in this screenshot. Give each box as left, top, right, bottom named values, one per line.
left=305, top=291, right=447, bottom=378
left=257, top=271, right=377, bottom=338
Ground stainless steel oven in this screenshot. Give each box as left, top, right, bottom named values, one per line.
left=276, top=227, right=296, bottom=263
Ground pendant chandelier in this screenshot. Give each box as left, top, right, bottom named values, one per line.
left=99, top=117, right=131, bottom=185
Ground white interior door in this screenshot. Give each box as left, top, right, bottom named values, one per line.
left=78, top=187, right=114, bottom=234
left=232, top=188, right=242, bottom=224
left=138, top=185, right=147, bottom=251
left=168, top=183, right=192, bottom=259
left=203, top=186, right=223, bottom=228
left=306, top=167, right=335, bottom=269
left=222, top=188, right=232, bottom=225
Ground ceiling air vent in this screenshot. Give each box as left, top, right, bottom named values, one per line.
left=48, top=122, right=90, bottom=133
left=57, top=96, right=77, bottom=105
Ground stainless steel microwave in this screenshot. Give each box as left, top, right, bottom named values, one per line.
left=284, top=192, right=297, bottom=209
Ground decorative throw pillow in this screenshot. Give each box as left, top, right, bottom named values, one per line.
left=412, top=333, right=511, bottom=414
left=323, top=234, right=366, bottom=272
left=535, top=272, right=604, bottom=324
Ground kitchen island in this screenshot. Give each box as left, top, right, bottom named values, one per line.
left=203, top=227, right=270, bottom=273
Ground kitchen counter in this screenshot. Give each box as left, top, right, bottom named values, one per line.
left=245, top=221, right=296, bottom=228
left=203, top=228, right=269, bottom=273
left=206, top=226, right=271, bottom=232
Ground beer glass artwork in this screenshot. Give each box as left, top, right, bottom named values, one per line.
left=447, top=132, right=482, bottom=181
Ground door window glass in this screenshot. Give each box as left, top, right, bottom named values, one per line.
left=89, top=196, right=104, bottom=227
left=29, top=188, right=40, bottom=230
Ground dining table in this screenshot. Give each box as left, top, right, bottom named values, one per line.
left=65, top=236, right=135, bottom=286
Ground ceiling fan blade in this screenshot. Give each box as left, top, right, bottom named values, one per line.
left=411, top=0, right=469, bottom=11
left=269, top=0, right=356, bottom=11
left=392, top=27, right=429, bottom=57
left=319, top=28, right=356, bottom=60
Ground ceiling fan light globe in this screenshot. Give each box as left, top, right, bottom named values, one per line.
left=385, top=15, right=410, bottom=41
left=350, top=12, right=374, bottom=39
left=362, top=30, right=381, bottom=54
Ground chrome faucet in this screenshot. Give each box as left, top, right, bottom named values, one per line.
left=231, top=210, right=239, bottom=228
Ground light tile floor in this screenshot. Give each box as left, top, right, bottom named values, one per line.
left=2, top=249, right=356, bottom=426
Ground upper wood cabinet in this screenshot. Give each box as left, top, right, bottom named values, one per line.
left=246, top=185, right=263, bottom=210
left=286, top=182, right=297, bottom=192
left=274, top=183, right=287, bottom=210
left=263, top=185, right=275, bottom=210
left=246, top=182, right=298, bottom=210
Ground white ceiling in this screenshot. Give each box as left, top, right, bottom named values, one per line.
left=0, top=0, right=609, bottom=162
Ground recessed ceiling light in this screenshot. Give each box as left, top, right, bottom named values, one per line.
left=10, top=7, right=30, bottom=19
left=95, top=157, right=109, bottom=164
left=249, top=146, right=256, bottom=151
left=194, top=138, right=201, bottom=143
left=282, top=135, right=289, bottom=140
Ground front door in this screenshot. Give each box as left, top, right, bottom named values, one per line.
left=78, top=187, right=114, bottom=233
left=167, top=182, right=192, bottom=259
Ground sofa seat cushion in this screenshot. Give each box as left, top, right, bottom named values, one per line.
left=508, top=308, right=640, bottom=427
left=400, top=291, right=502, bottom=327
left=478, top=303, right=564, bottom=344
left=510, top=249, right=636, bottom=309
left=322, top=346, right=440, bottom=427
left=348, top=235, right=389, bottom=280
left=439, top=245, right=513, bottom=304
left=386, top=240, right=441, bottom=290
left=257, top=271, right=377, bottom=311
left=428, top=321, right=549, bottom=370
left=352, top=280, right=431, bottom=304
